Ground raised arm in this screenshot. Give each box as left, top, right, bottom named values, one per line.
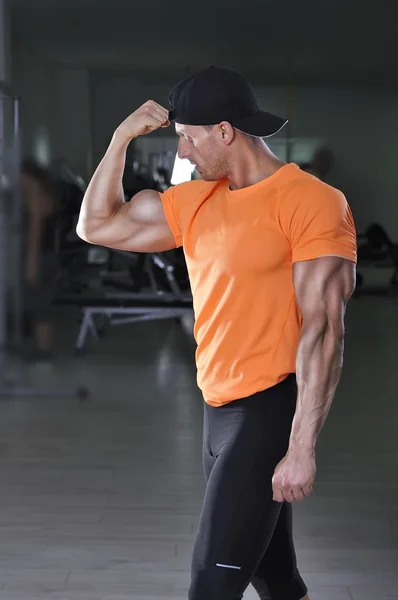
left=76, top=101, right=176, bottom=253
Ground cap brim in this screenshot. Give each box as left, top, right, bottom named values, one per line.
left=233, top=110, right=288, bottom=138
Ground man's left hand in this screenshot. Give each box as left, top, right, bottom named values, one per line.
left=272, top=448, right=316, bottom=503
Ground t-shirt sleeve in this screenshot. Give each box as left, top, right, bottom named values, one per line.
left=159, top=186, right=183, bottom=248
left=279, top=181, right=357, bottom=264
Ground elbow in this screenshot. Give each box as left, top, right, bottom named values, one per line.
left=75, top=220, right=88, bottom=242
left=76, top=219, right=97, bottom=245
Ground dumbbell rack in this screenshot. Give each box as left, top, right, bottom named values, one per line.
left=0, top=80, right=87, bottom=400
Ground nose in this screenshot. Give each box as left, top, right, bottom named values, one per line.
left=177, top=137, right=190, bottom=161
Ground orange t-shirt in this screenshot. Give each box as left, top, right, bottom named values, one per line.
left=159, top=163, right=357, bottom=406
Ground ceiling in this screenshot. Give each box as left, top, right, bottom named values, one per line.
left=9, top=0, right=398, bottom=85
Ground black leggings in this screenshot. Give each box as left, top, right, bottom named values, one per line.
left=189, top=375, right=308, bottom=600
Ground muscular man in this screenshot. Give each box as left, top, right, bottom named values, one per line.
left=77, top=66, right=357, bottom=600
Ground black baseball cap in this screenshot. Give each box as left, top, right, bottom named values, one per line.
left=168, top=65, right=287, bottom=138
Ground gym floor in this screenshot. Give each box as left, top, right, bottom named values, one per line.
left=0, top=296, right=397, bottom=600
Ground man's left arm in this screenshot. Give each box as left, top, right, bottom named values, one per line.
left=291, top=255, right=356, bottom=450
left=272, top=255, right=356, bottom=503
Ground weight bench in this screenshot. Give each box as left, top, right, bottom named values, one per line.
left=74, top=294, right=193, bottom=353
left=54, top=249, right=193, bottom=352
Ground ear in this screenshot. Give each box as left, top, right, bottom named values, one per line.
left=218, top=121, right=235, bottom=146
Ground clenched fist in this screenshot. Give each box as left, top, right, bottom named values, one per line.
left=272, top=447, right=316, bottom=503
left=116, top=100, right=170, bottom=142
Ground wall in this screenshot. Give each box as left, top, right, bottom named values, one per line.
left=12, top=48, right=92, bottom=178
left=0, top=0, right=13, bottom=159
left=278, top=85, right=398, bottom=235
left=52, top=67, right=91, bottom=176
left=13, top=48, right=56, bottom=165
left=0, top=0, right=12, bottom=82
left=12, top=57, right=398, bottom=236
left=90, top=72, right=175, bottom=169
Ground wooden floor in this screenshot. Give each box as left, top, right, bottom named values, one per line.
left=0, top=297, right=397, bottom=599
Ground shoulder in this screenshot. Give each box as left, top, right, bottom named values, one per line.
left=279, top=168, right=349, bottom=218
left=277, top=167, right=356, bottom=245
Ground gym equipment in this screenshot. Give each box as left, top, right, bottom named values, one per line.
left=72, top=252, right=193, bottom=353
left=0, top=81, right=88, bottom=400
left=55, top=243, right=190, bottom=303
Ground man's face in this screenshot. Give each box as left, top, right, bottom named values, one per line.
left=175, top=123, right=229, bottom=181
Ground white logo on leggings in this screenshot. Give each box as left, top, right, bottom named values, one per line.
left=216, top=563, right=241, bottom=570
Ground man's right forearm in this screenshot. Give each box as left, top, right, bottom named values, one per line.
left=77, top=130, right=131, bottom=238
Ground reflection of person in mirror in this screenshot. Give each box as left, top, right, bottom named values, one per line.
left=20, top=158, right=59, bottom=364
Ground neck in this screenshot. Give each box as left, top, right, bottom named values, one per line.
left=227, top=140, right=286, bottom=190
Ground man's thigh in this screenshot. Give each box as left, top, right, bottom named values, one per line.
left=190, top=437, right=284, bottom=599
